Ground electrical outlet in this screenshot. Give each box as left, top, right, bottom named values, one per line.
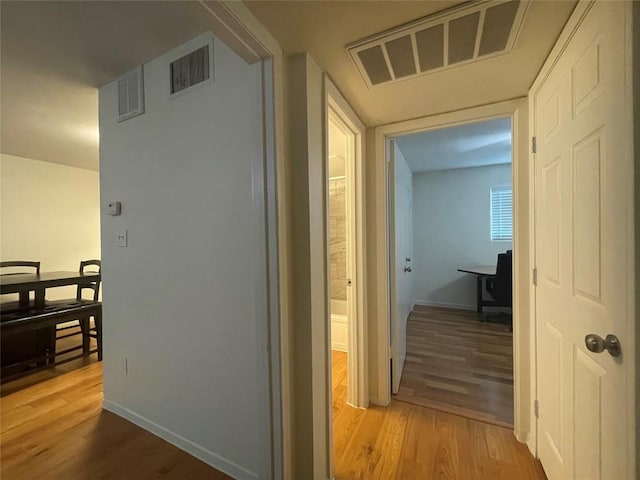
left=116, top=229, right=128, bottom=247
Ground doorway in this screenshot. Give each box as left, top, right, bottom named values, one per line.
left=324, top=82, right=368, bottom=477
left=328, top=110, right=353, bottom=424
left=388, top=118, right=515, bottom=427
left=372, top=98, right=532, bottom=444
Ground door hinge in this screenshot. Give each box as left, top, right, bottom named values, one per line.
left=531, top=136, right=537, bottom=154
left=532, top=267, right=538, bottom=286
left=534, top=399, right=539, bottom=418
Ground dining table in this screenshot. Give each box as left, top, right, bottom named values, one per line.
left=1, top=270, right=102, bottom=378
left=0, top=270, right=101, bottom=310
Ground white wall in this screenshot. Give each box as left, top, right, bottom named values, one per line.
left=0, top=154, right=100, bottom=300
left=99, top=33, right=267, bottom=480
left=412, top=163, right=512, bottom=309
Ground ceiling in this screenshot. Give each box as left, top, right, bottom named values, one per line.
left=1, top=1, right=224, bottom=171
left=246, top=0, right=577, bottom=126
left=0, top=1, right=576, bottom=172
left=395, top=117, right=512, bottom=173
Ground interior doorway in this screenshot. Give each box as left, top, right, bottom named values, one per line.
left=327, top=109, right=353, bottom=441
left=324, top=83, right=368, bottom=476
left=386, top=117, right=517, bottom=427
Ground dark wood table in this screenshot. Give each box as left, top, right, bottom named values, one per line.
left=457, top=265, right=496, bottom=313
left=1, top=271, right=101, bottom=376
left=1, top=271, right=101, bottom=309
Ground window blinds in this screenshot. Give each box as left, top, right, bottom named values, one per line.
left=490, top=186, right=513, bottom=241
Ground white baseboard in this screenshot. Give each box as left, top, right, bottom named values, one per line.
left=102, top=400, right=257, bottom=480
left=413, top=299, right=476, bottom=311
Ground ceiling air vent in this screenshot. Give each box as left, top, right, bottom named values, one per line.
left=170, top=42, right=214, bottom=96
left=347, top=0, right=529, bottom=88
left=117, top=66, right=144, bottom=123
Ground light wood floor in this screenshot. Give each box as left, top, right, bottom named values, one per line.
left=1, top=363, right=230, bottom=479
left=3, top=336, right=538, bottom=480
left=394, top=305, right=514, bottom=427
left=332, top=349, right=544, bottom=480
left=2, top=325, right=99, bottom=396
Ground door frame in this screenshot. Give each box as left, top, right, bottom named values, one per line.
left=196, top=2, right=287, bottom=477
left=325, top=77, right=368, bottom=409
left=528, top=0, right=637, bottom=473
left=373, top=98, right=534, bottom=448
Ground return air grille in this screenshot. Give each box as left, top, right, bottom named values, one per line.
left=347, top=0, right=529, bottom=88
left=170, top=43, right=213, bottom=95
left=117, top=66, right=144, bottom=123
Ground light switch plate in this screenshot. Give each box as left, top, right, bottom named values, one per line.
left=116, top=229, right=128, bottom=247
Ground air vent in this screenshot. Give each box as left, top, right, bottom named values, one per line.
left=347, top=0, right=529, bottom=88
left=117, top=66, right=144, bottom=122
left=170, top=43, right=213, bottom=96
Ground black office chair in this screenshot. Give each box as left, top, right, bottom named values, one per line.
left=485, top=250, right=512, bottom=328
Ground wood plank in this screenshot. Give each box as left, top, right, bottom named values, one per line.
left=0, top=362, right=231, bottom=480
left=331, top=349, right=545, bottom=480
left=393, top=306, right=514, bottom=426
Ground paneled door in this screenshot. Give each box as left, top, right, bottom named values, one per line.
left=389, top=141, right=414, bottom=394
left=533, top=1, right=634, bottom=479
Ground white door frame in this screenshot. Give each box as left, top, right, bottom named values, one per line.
left=325, top=78, right=368, bottom=409
left=528, top=0, right=637, bottom=473
left=196, top=2, right=287, bottom=477
left=373, top=98, right=535, bottom=448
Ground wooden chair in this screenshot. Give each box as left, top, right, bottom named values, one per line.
left=0, top=261, right=41, bottom=310
left=0, top=260, right=41, bottom=274
left=0, top=261, right=50, bottom=374
left=49, top=260, right=103, bottom=361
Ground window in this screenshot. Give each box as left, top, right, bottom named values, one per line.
left=490, top=186, right=512, bottom=241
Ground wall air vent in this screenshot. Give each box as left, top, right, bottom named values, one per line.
left=170, top=41, right=214, bottom=96
left=347, top=0, right=529, bottom=88
left=117, top=66, right=144, bottom=122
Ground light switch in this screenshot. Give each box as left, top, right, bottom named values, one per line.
left=107, top=201, right=122, bottom=216
left=116, top=229, right=128, bottom=247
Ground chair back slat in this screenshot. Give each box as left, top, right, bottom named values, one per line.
left=0, top=261, right=41, bottom=275
left=78, top=260, right=101, bottom=301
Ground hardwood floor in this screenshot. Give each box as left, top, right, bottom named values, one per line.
left=332, top=349, right=544, bottom=480
left=3, top=334, right=536, bottom=480
left=1, top=362, right=231, bottom=479
left=394, top=305, right=514, bottom=427
left=2, top=324, right=99, bottom=396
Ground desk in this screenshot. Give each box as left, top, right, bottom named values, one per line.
left=457, top=265, right=496, bottom=313
left=1, top=271, right=100, bottom=309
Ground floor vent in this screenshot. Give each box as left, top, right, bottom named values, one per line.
left=347, top=0, right=529, bottom=88
left=117, top=66, right=144, bottom=123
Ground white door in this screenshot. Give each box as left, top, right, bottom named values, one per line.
left=533, top=2, right=634, bottom=479
left=390, top=141, right=413, bottom=394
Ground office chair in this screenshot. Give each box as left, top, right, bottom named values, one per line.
left=485, top=250, right=512, bottom=329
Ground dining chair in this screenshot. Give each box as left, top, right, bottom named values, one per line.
left=0, top=261, right=41, bottom=309
left=52, top=260, right=103, bottom=361
left=0, top=260, right=41, bottom=275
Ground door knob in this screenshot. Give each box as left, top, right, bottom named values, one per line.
left=584, top=334, right=621, bottom=357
